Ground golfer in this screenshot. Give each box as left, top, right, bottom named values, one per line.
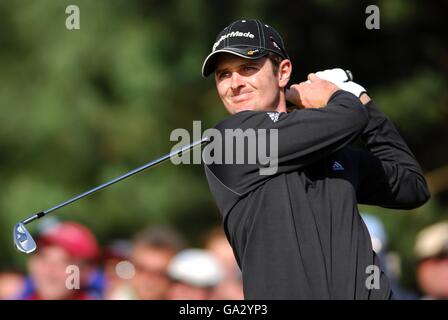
left=201, top=19, right=430, bottom=299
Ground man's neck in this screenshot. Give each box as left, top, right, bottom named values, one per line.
left=275, top=91, right=287, bottom=113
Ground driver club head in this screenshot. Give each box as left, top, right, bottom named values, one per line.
left=14, top=222, right=37, bottom=254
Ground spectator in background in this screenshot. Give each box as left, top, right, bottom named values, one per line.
left=20, top=221, right=101, bottom=300
left=0, top=269, right=25, bottom=300
left=203, top=227, right=244, bottom=299
left=414, top=221, right=448, bottom=299
left=361, top=213, right=388, bottom=254
left=166, top=249, right=224, bottom=300
left=361, top=213, right=417, bottom=299
left=126, top=226, right=185, bottom=300
left=101, top=240, right=133, bottom=300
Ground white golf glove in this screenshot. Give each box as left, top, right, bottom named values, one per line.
left=315, top=68, right=367, bottom=98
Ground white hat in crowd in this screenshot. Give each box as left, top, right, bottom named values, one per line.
left=167, top=249, right=224, bottom=288
left=415, top=221, right=448, bottom=260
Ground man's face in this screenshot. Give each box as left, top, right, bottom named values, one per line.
left=214, top=54, right=282, bottom=114
left=131, top=244, right=175, bottom=300
left=166, top=282, right=210, bottom=300
left=28, top=245, right=86, bottom=299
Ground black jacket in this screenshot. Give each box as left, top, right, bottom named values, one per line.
left=204, top=90, right=430, bottom=299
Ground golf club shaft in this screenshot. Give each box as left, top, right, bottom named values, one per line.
left=21, top=136, right=210, bottom=225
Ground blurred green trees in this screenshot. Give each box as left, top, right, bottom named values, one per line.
left=1, top=0, right=446, bottom=293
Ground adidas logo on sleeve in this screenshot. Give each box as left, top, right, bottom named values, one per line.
left=332, top=161, right=345, bottom=171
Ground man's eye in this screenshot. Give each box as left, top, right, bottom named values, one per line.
left=218, top=71, right=231, bottom=79
left=243, top=66, right=258, bottom=73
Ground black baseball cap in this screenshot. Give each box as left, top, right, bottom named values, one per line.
left=202, top=19, right=290, bottom=77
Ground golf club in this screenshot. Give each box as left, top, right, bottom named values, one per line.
left=13, top=136, right=210, bottom=254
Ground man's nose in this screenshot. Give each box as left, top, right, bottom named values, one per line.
left=230, top=72, right=244, bottom=90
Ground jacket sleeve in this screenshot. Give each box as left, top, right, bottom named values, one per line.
left=272, top=90, right=369, bottom=173
left=209, top=90, right=369, bottom=194
left=356, top=100, right=430, bottom=209
left=215, top=90, right=369, bottom=169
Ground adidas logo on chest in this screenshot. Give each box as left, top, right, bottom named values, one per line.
left=267, top=112, right=279, bottom=123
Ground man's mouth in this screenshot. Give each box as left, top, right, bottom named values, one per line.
left=230, top=92, right=253, bottom=103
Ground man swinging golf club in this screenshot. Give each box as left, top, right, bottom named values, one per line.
left=201, top=18, right=430, bottom=299
left=12, top=17, right=430, bottom=301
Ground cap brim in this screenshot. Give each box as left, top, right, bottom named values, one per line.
left=201, top=48, right=268, bottom=78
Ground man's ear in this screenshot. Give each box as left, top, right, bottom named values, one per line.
left=278, top=59, right=292, bottom=89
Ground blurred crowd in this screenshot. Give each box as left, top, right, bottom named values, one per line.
left=0, top=220, right=243, bottom=300
left=361, top=214, right=448, bottom=300
left=1, top=215, right=448, bottom=300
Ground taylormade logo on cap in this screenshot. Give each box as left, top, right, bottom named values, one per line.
left=212, top=31, right=255, bottom=51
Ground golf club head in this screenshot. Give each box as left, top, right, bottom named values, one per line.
left=14, top=222, right=37, bottom=254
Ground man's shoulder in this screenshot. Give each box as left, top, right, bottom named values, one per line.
left=213, top=110, right=282, bottom=131
left=213, top=111, right=256, bottom=130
